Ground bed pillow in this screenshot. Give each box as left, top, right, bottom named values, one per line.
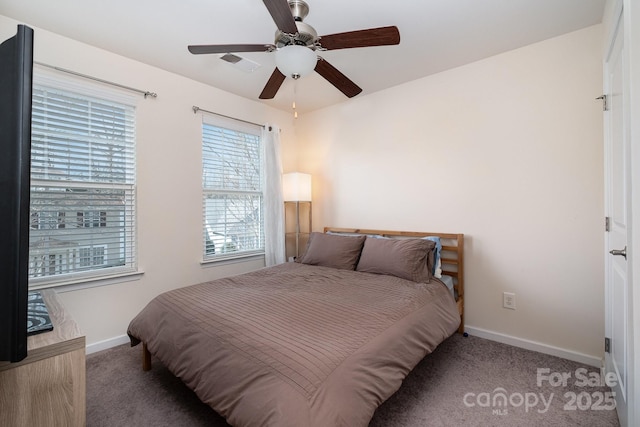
left=356, top=237, right=436, bottom=283
left=297, top=232, right=366, bottom=270
left=423, top=236, right=443, bottom=278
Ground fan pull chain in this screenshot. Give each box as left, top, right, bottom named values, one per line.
left=292, top=80, right=299, bottom=119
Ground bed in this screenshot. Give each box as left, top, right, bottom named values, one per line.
left=127, top=227, right=464, bottom=426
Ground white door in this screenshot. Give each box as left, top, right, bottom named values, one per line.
left=604, top=10, right=629, bottom=426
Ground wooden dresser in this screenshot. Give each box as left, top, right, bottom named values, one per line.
left=0, top=289, right=86, bottom=426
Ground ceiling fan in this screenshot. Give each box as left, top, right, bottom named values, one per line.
left=188, top=0, right=400, bottom=100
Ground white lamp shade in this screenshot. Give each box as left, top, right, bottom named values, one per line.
left=283, top=172, right=312, bottom=202
left=275, top=45, right=317, bottom=79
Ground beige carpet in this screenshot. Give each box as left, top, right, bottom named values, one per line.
left=87, top=333, right=620, bottom=426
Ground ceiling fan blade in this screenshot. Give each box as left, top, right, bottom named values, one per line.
left=259, top=68, right=287, bottom=99
left=319, top=26, right=400, bottom=50
left=314, top=58, right=362, bottom=98
left=188, top=44, right=275, bottom=55
left=262, top=0, right=298, bottom=34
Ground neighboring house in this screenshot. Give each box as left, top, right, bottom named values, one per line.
left=204, top=203, right=262, bottom=256
left=29, top=200, right=127, bottom=277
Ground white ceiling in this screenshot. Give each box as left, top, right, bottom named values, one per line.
left=0, top=0, right=605, bottom=114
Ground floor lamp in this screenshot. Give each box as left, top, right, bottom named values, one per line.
left=283, top=172, right=311, bottom=261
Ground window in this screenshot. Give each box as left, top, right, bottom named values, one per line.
left=76, top=211, right=107, bottom=228
left=78, top=245, right=107, bottom=268
left=29, top=74, right=136, bottom=287
left=202, top=116, right=264, bottom=261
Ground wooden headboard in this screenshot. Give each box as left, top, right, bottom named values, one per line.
left=323, top=227, right=465, bottom=334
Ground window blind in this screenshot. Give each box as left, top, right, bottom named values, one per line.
left=202, top=118, right=264, bottom=261
left=29, top=84, right=136, bottom=287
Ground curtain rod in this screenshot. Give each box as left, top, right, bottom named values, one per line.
left=35, top=61, right=158, bottom=99
left=192, top=106, right=266, bottom=129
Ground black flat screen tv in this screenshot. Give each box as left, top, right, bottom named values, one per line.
left=0, top=25, right=34, bottom=363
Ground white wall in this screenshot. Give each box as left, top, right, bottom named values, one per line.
left=0, top=14, right=296, bottom=348
left=296, top=25, right=605, bottom=360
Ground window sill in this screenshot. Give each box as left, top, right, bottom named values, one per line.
left=200, top=253, right=265, bottom=268
left=29, top=270, right=145, bottom=293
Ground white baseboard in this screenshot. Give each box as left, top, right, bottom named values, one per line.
left=464, top=325, right=603, bottom=368
left=86, top=334, right=130, bottom=355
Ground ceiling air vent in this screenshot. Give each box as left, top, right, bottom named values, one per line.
left=220, top=53, right=261, bottom=73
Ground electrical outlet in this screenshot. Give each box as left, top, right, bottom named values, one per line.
left=503, top=292, right=516, bottom=310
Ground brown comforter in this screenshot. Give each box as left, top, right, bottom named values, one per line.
left=127, top=262, right=460, bottom=427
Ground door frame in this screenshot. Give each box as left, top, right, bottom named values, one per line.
left=603, top=3, right=628, bottom=424
left=603, top=0, right=639, bottom=425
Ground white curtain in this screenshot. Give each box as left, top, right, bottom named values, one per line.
left=262, top=125, right=286, bottom=266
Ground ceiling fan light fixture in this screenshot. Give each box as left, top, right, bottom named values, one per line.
left=275, top=45, right=317, bottom=79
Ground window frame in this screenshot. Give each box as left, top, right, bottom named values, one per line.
left=28, top=67, right=141, bottom=290
left=200, top=114, right=266, bottom=264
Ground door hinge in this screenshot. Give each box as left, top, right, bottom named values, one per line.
left=596, top=95, right=608, bottom=111
left=605, top=337, right=611, bottom=353
left=605, top=216, right=610, bottom=232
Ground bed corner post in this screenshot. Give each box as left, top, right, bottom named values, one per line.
left=457, top=233, right=465, bottom=335
left=142, top=342, right=152, bottom=371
